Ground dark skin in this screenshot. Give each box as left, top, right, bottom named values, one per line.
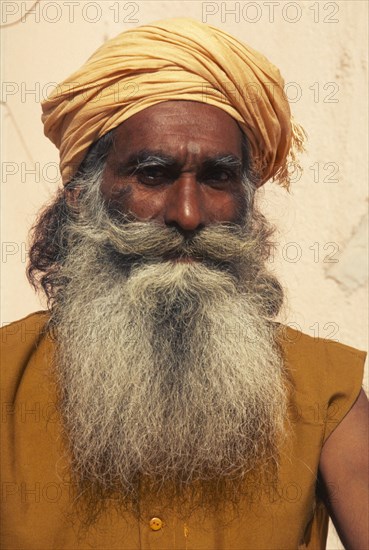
left=319, top=389, right=368, bottom=549
left=99, top=101, right=368, bottom=547
left=101, top=101, right=246, bottom=232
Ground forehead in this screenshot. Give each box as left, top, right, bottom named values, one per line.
left=110, top=101, right=243, bottom=160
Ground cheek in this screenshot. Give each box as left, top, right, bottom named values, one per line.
left=101, top=169, right=164, bottom=219
left=127, top=191, right=165, bottom=219
left=101, top=180, right=132, bottom=214
left=232, top=189, right=248, bottom=222
left=205, top=190, right=247, bottom=224
left=108, top=184, right=166, bottom=221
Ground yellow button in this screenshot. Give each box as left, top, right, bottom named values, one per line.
left=149, top=517, right=163, bottom=531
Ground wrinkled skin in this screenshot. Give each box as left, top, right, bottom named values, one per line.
left=101, top=101, right=247, bottom=233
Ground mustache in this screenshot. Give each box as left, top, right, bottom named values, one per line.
left=74, top=213, right=255, bottom=265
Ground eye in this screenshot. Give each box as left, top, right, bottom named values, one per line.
left=201, top=170, right=236, bottom=187
left=212, top=171, right=232, bottom=181
left=135, top=166, right=174, bottom=186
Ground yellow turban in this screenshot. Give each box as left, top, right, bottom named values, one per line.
left=41, top=17, right=305, bottom=188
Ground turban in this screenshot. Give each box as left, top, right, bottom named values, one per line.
left=41, top=17, right=305, bottom=188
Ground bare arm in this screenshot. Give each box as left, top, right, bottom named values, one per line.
left=319, top=388, right=369, bottom=549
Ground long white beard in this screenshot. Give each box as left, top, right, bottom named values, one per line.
left=52, top=177, right=288, bottom=518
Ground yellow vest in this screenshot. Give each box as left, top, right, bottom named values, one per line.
left=1, top=312, right=366, bottom=549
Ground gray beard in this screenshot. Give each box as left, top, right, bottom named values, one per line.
left=51, top=172, right=289, bottom=519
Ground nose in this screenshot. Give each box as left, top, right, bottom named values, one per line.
left=164, top=174, right=205, bottom=232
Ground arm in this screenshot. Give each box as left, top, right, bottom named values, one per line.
left=319, top=388, right=369, bottom=549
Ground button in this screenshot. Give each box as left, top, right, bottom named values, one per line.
left=149, top=517, right=163, bottom=531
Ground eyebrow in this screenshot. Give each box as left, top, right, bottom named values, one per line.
left=202, top=154, right=242, bottom=171
left=117, top=149, right=243, bottom=173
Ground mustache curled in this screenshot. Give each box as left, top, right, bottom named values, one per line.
left=74, top=216, right=255, bottom=263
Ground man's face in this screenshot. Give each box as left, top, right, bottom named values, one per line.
left=100, top=101, right=246, bottom=231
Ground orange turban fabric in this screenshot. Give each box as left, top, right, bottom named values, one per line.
left=41, top=17, right=305, bottom=187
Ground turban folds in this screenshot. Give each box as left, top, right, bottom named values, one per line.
left=41, top=17, right=305, bottom=187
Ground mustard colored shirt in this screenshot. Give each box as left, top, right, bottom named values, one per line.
left=1, top=312, right=366, bottom=549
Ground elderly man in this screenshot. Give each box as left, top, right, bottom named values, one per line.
left=1, top=17, right=368, bottom=550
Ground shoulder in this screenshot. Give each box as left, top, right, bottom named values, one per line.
left=1, top=311, right=51, bottom=402
left=1, top=310, right=50, bottom=331
left=278, top=324, right=366, bottom=384
left=278, top=323, right=367, bottom=442
left=279, top=324, right=366, bottom=364
left=1, top=310, right=50, bottom=356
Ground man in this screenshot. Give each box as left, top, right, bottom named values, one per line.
left=1, top=17, right=368, bottom=549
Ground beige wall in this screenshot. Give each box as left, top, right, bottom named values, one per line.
left=1, top=1, right=368, bottom=547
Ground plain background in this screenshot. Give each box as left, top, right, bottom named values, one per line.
left=1, top=1, right=368, bottom=547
